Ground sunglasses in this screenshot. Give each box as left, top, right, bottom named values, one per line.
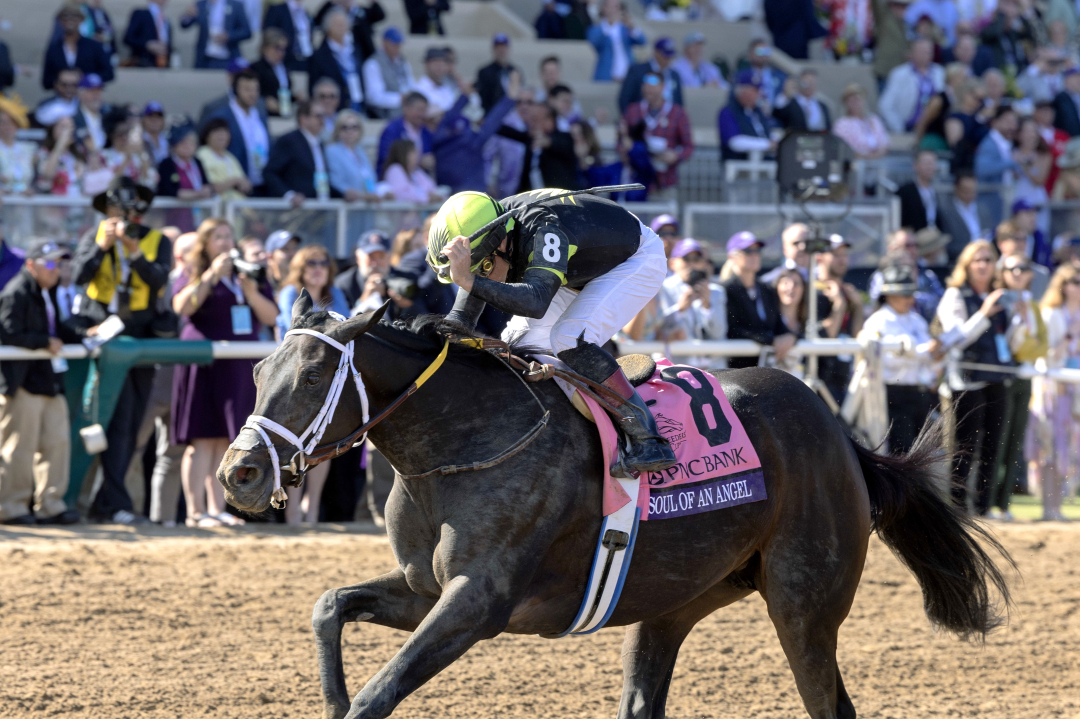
left=306, top=259, right=330, bottom=268
left=315, top=93, right=340, bottom=100
left=1006, top=264, right=1032, bottom=274
left=658, top=230, right=679, bottom=238
left=340, top=124, right=361, bottom=131
left=970, top=257, right=995, bottom=265
left=739, top=247, right=763, bottom=255
left=680, top=252, right=704, bottom=262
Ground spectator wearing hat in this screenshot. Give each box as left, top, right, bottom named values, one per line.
left=764, top=0, right=827, bottom=60
left=475, top=34, right=519, bottom=115
left=658, top=238, right=728, bottom=369
left=33, top=67, right=82, bottom=128
left=404, top=0, right=449, bottom=35
left=43, top=4, right=113, bottom=92
left=309, top=9, right=365, bottom=113
left=1052, top=66, right=1080, bottom=137
left=858, top=256, right=943, bottom=454
left=125, top=0, right=173, bottom=68
left=141, top=102, right=169, bottom=165
left=265, top=100, right=342, bottom=204
left=619, top=72, right=693, bottom=201
left=335, top=230, right=390, bottom=308
left=722, top=231, right=795, bottom=370
left=619, top=38, right=683, bottom=112
left=376, top=92, right=434, bottom=175
left=434, top=71, right=520, bottom=193
left=313, top=0, right=386, bottom=62
left=416, top=47, right=456, bottom=112
left=157, top=124, right=211, bottom=200
left=70, top=177, right=173, bottom=524
left=650, top=214, right=681, bottom=259
left=195, top=118, right=251, bottom=200
left=363, top=27, right=417, bottom=119
left=204, top=68, right=270, bottom=192
left=878, top=38, right=945, bottom=133
left=73, top=73, right=108, bottom=154
left=719, top=69, right=775, bottom=162
left=264, top=229, right=301, bottom=293
left=0, top=96, right=35, bottom=196
left=774, top=68, right=832, bottom=133
left=1010, top=199, right=1053, bottom=270
left=832, top=83, right=889, bottom=160
left=0, top=239, right=82, bottom=526
left=251, top=28, right=295, bottom=117
left=586, top=0, right=645, bottom=83
left=672, top=32, right=726, bottom=90
left=262, top=0, right=313, bottom=72
left=180, top=0, right=252, bottom=70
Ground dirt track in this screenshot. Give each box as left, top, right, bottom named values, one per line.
left=1, top=522, right=1078, bottom=719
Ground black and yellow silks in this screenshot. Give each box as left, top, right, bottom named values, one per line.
left=84, top=221, right=165, bottom=312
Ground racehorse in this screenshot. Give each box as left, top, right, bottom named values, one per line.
left=217, top=294, right=1012, bottom=719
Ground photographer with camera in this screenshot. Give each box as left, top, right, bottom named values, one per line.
left=171, top=218, right=278, bottom=528
left=70, top=176, right=174, bottom=525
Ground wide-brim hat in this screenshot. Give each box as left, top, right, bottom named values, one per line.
left=1059, top=137, right=1080, bottom=169
left=0, top=94, right=29, bottom=129
left=914, top=226, right=950, bottom=256
left=92, top=176, right=155, bottom=215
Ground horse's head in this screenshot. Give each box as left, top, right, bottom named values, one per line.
left=217, top=290, right=388, bottom=512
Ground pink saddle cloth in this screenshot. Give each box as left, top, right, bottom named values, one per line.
left=576, top=359, right=766, bottom=520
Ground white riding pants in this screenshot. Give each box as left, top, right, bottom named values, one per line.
left=502, top=221, right=668, bottom=354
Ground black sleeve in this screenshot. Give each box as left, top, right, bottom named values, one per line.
left=130, top=234, right=172, bottom=295
left=71, top=228, right=108, bottom=285
left=446, top=286, right=486, bottom=329
left=0, top=289, right=49, bottom=350
left=467, top=268, right=561, bottom=320
left=496, top=125, right=530, bottom=144
left=263, top=135, right=292, bottom=197
left=0, top=42, right=14, bottom=91
left=366, top=0, right=386, bottom=25
left=156, top=158, right=180, bottom=196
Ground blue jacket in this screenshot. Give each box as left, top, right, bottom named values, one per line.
left=42, top=35, right=113, bottom=90
left=277, top=283, right=350, bottom=338
left=973, top=133, right=1021, bottom=184
left=433, top=94, right=515, bottom=193
left=586, top=23, right=645, bottom=82
left=377, top=120, right=433, bottom=176
left=263, top=3, right=311, bottom=72
left=180, top=0, right=251, bottom=69
left=204, top=102, right=269, bottom=179
left=124, top=8, right=171, bottom=68
left=718, top=100, right=774, bottom=161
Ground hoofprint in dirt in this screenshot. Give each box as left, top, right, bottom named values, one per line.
left=0, top=523, right=1075, bottom=719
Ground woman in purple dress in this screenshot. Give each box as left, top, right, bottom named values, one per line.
left=171, top=218, right=279, bottom=527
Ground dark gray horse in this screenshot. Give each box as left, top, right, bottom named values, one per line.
left=218, top=296, right=1011, bottom=719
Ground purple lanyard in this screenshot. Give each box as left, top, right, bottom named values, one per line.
left=905, top=69, right=934, bottom=131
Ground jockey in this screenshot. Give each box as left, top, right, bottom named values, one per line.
left=427, top=188, right=676, bottom=478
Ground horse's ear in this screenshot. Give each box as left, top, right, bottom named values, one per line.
left=328, top=299, right=390, bottom=344
left=290, top=288, right=314, bottom=329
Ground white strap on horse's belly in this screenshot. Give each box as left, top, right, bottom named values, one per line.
left=556, top=476, right=642, bottom=637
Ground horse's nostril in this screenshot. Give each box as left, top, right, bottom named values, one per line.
left=235, top=465, right=258, bottom=485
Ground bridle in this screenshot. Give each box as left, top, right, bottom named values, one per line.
left=237, top=315, right=449, bottom=509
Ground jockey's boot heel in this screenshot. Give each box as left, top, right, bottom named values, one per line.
left=602, top=369, right=677, bottom=480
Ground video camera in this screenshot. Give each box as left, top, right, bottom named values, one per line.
left=229, top=249, right=267, bottom=284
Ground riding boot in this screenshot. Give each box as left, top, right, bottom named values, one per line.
left=556, top=338, right=676, bottom=479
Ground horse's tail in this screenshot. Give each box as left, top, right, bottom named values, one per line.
left=850, top=416, right=1014, bottom=640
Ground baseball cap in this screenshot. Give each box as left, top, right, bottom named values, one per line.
left=143, top=101, right=164, bottom=116
left=655, top=38, right=676, bottom=57
left=828, top=233, right=851, bottom=249
left=734, top=68, right=762, bottom=88
left=650, top=214, right=679, bottom=234
left=493, top=33, right=510, bottom=45
left=726, top=231, right=763, bottom=254
left=265, top=230, right=301, bottom=254
left=671, top=238, right=704, bottom=258
left=227, top=57, right=250, bottom=74
left=78, top=73, right=103, bottom=90
left=356, top=229, right=390, bottom=254
left=27, top=239, right=71, bottom=262
left=683, top=32, right=706, bottom=47
left=1011, top=198, right=1040, bottom=214
left=384, top=27, right=404, bottom=44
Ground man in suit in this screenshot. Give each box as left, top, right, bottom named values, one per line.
left=313, top=0, right=385, bottom=61
left=252, top=28, right=293, bottom=116
left=515, top=103, right=579, bottom=191
left=937, top=172, right=985, bottom=261
left=773, top=69, right=832, bottom=132
left=264, top=101, right=344, bottom=204
left=476, top=34, right=518, bottom=114
left=376, top=92, right=433, bottom=175
left=42, top=4, right=113, bottom=91
left=124, top=0, right=172, bottom=68
left=1052, top=66, right=1080, bottom=136
left=896, top=149, right=942, bottom=232
left=262, top=0, right=313, bottom=72
left=308, top=9, right=364, bottom=112
left=197, top=58, right=268, bottom=127
left=619, top=38, right=683, bottom=112
left=180, top=0, right=252, bottom=70
left=204, top=69, right=270, bottom=191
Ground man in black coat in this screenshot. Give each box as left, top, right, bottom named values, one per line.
left=1053, top=67, right=1080, bottom=137
left=262, top=0, right=314, bottom=71
left=263, top=101, right=344, bottom=202
left=773, top=69, right=832, bottom=132
left=895, top=149, right=942, bottom=232
left=308, top=10, right=365, bottom=112
left=0, top=240, right=83, bottom=525
left=618, top=38, right=683, bottom=112
left=124, top=0, right=172, bottom=68
left=43, top=4, right=114, bottom=91
left=499, top=103, right=579, bottom=192
left=251, top=28, right=294, bottom=116
left=475, top=34, right=517, bottom=113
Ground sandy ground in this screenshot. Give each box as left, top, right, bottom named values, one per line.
left=1, top=522, right=1078, bottom=719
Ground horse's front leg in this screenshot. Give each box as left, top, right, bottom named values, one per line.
left=343, top=574, right=514, bottom=719
left=312, top=568, right=437, bottom=719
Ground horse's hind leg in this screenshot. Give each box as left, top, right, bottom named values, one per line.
left=618, top=582, right=753, bottom=719
left=312, top=568, right=436, bottom=719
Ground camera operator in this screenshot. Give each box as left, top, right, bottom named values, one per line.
left=70, top=176, right=174, bottom=525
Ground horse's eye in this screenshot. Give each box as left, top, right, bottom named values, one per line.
left=305, top=372, right=320, bottom=386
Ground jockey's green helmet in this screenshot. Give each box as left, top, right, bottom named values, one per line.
left=427, top=191, right=515, bottom=284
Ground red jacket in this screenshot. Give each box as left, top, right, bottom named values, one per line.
left=621, top=100, right=694, bottom=190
